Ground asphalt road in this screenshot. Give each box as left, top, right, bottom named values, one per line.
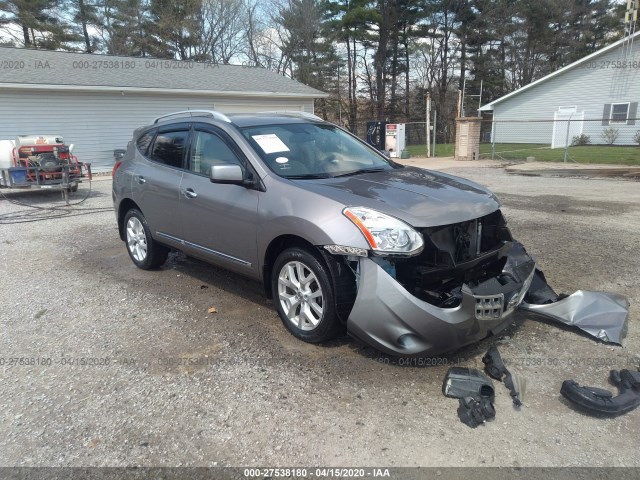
left=0, top=166, right=638, bottom=468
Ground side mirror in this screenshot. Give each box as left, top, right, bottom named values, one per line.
left=113, top=149, right=126, bottom=161
left=69, top=144, right=75, bottom=153
left=210, top=164, right=245, bottom=184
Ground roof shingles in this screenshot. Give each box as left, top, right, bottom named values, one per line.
left=0, top=47, right=325, bottom=96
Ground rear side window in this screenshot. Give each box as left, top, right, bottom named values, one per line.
left=136, top=130, right=155, bottom=155
left=149, top=130, right=188, bottom=168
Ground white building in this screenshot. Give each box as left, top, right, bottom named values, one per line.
left=480, top=32, right=639, bottom=147
left=0, top=48, right=326, bottom=171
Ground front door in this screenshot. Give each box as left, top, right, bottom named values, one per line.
left=178, top=126, right=260, bottom=276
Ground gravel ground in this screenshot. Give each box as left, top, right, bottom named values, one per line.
left=0, top=167, right=638, bottom=468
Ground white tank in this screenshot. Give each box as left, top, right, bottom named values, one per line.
left=0, top=139, right=16, bottom=169
left=14, top=135, right=64, bottom=148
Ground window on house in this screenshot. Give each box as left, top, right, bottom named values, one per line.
left=610, top=103, right=630, bottom=124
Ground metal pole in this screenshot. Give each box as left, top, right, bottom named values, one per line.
left=563, top=113, right=573, bottom=163
left=461, top=77, right=466, bottom=117
left=426, top=93, right=431, bottom=158
left=337, top=65, right=342, bottom=125
left=491, top=119, right=496, bottom=160
left=432, top=109, right=437, bottom=157
left=477, top=79, right=483, bottom=117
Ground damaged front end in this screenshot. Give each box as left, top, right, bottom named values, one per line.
left=339, top=209, right=629, bottom=357
left=344, top=210, right=535, bottom=356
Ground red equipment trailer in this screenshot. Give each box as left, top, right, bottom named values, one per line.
left=0, top=135, right=91, bottom=202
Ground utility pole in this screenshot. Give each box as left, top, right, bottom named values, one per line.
left=337, top=65, right=342, bottom=125
left=426, top=92, right=431, bottom=158
left=461, top=77, right=466, bottom=117
left=432, top=109, right=437, bottom=157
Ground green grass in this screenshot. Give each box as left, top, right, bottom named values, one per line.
left=407, top=143, right=454, bottom=157
left=407, top=143, right=640, bottom=165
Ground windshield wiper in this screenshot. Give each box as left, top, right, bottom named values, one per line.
left=332, top=168, right=387, bottom=178
left=286, top=173, right=334, bottom=179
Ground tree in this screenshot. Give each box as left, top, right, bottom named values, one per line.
left=146, top=0, right=200, bottom=59
left=0, top=0, right=75, bottom=48
left=102, top=0, right=154, bottom=56
left=277, top=0, right=341, bottom=117
left=68, top=0, right=103, bottom=52
left=246, top=1, right=289, bottom=72
left=326, top=0, right=377, bottom=131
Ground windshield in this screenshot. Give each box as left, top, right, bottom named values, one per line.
left=240, top=123, right=398, bottom=179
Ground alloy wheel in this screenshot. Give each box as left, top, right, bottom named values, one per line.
left=126, top=216, right=148, bottom=262
left=277, top=261, right=324, bottom=331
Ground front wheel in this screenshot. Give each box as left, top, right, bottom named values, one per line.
left=123, top=208, right=169, bottom=269
left=272, top=247, right=341, bottom=343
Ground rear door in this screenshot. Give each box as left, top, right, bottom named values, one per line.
left=178, top=125, right=260, bottom=276
left=131, top=124, right=189, bottom=244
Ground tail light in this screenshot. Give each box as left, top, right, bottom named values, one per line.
left=112, top=160, right=123, bottom=178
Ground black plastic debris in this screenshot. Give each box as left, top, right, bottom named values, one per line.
left=457, top=397, right=496, bottom=428
left=482, top=346, right=525, bottom=407
left=443, top=367, right=496, bottom=428
left=561, top=369, right=640, bottom=416
left=442, top=367, right=495, bottom=401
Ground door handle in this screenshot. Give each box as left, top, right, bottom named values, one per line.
left=134, top=175, right=146, bottom=184
left=183, top=188, right=197, bottom=199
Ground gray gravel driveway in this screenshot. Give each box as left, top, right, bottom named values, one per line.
left=0, top=167, right=638, bottom=467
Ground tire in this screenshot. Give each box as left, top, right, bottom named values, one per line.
left=123, top=208, right=169, bottom=270
left=271, top=247, right=341, bottom=343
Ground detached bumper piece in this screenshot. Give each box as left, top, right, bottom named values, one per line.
left=561, top=369, right=640, bottom=416
left=519, top=269, right=629, bottom=345
left=443, top=367, right=496, bottom=428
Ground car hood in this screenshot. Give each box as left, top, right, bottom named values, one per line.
left=295, top=166, right=501, bottom=227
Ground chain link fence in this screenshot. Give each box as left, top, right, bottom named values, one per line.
left=352, top=121, right=453, bottom=157
left=352, top=117, right=640, bottom=165
left=482, top=117, right=640, bottom=165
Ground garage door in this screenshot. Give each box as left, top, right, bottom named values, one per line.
left=0, top=91, right=313, bottom=172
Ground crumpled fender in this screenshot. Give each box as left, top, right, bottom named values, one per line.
left=518, top=268, right=629, bottom=345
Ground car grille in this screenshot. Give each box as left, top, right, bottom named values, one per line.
left=474, top=294, right=505, bottom=320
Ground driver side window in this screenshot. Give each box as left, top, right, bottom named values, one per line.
left=190, top=130, right=242, bottom=176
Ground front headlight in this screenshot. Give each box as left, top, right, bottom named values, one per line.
left=343, top=207, right=424, bottom=255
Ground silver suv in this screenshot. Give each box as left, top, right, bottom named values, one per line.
left=112, top=110, right=537, bottom=356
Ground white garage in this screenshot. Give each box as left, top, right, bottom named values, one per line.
left=0, top=47, right=326, bottom=172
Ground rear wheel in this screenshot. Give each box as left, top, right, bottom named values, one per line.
left=272, top=247, right=341, bottom=343
left=124, top=208, right=169, bottom=269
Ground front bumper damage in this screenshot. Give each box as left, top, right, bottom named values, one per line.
left=346, top=241, right=630, bottom=357
left=520, top=282, right=629, bottom=344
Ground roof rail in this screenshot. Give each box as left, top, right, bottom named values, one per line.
left=153, top=110, right=232, bottom=124
left=257, top=111, right=323, bottom=121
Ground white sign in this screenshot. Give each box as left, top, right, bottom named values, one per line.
left=252, top=134, right=290, bottom=154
